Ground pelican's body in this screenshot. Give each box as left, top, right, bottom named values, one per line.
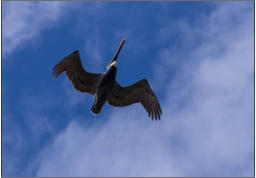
left=53, top=39, right=162, bottom=120
left=91, top=61, right=117, bottom=114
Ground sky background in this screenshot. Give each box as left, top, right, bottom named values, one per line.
left=2, top=1, right=254, bottom=177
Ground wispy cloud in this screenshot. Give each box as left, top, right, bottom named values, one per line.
left=2, top=2, right=72, bottom=57
left=83, top=36, right=105, bottom=71
left=33, top=2, right=253, bottom=177
left=3, top=89, right=57, bottom=176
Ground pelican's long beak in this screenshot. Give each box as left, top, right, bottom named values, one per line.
left=111, top=39, right=125, bottom=63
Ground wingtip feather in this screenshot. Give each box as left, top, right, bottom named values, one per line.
left=52, top=64, right=63, bottom=78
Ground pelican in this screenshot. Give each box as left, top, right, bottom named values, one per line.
left=52, top=39, right=162, bottom=120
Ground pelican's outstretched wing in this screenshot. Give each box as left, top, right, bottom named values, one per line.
left=108, top=79, right=162, bottom=120
left=52, top=51, right=101, bottom=95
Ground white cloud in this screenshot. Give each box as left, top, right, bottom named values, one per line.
left=2, top=1, right=108, bottom=58
left=33, top=3, right=253, bottom=177
left=82, top=36, right=105, bottom=72
left=2, top=2, right=70, bottom=57
left=2, top=114, right=26, bottom=176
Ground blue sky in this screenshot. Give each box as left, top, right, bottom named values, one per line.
left=2, top=1, right=254, bottom=177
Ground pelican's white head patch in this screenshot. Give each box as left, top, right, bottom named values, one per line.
left=107, top=61, right=117, bottom=70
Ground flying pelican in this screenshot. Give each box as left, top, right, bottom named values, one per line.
left=52, top=39, right=162, bottom=120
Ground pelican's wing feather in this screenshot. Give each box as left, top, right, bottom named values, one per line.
left=52, top=51, right=101, bottom=95
left=108, top=79, right=162, bottom=120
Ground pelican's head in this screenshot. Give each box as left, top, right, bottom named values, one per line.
left=106, top=39, right=124, bottom=70
left=107, top=60, right=117, bottom=70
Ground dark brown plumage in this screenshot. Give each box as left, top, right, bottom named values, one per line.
left=52, top=39, right=162, bottom=120
left=108, top=80, right=162, bottom=120
left=53, top=51, right=101, bottom=95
